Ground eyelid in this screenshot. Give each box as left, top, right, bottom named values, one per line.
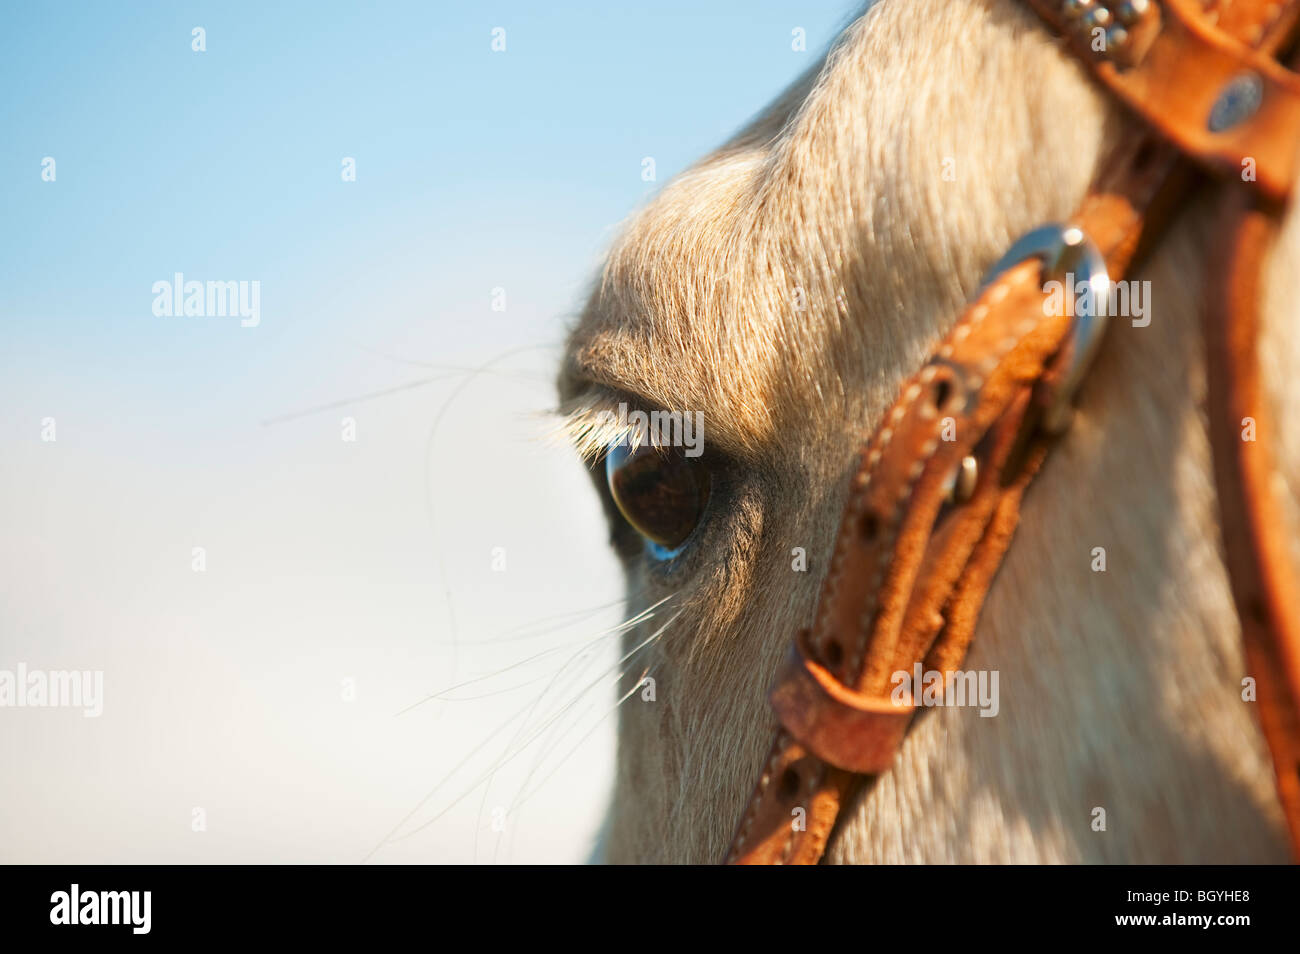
left=646, top=534, right=692, bottom=563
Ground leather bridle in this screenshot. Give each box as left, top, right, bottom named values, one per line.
left=726, top=0, right=1300, bottom=865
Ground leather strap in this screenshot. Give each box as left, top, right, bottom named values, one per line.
left=1206, top=191, right=1300, bottom=857
left=1027, top=0, right=1300, bottom=201
left=728, top=143, right=1183, bottom=864
left=726, top=0, right=1300, bottom=865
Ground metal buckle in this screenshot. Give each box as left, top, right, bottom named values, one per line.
left=980, top=223, right=1111, bottom=433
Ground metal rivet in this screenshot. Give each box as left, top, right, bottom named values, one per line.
left=953, top=455, right=979, bottom=503
left=1208, top=72, right=1264, bottom=133
left=1107, top=24, right=1130, bottom=47
left=1082, top=6, right=1112, bottom=29
left=1063, top=0, right=1094, bottom=17
left=943, top=455, right=979, bottom=505
left=1114, top=0, right=1150, bottom=25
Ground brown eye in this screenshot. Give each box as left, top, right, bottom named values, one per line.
left=605, top=442, right=711, bottom=554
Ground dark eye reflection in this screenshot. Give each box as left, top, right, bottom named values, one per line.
left=605, top=441, right=711, bottom=556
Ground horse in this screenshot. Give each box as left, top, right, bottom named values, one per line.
left=556, top=0, right=1299, bottom=863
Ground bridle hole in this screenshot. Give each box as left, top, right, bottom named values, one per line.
left=823, top=640, right=843, bottom=667
left=778, top=767, right=801, bottom=800
left=932, top=378, right=952, bottom=410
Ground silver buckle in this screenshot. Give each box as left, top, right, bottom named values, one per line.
left=980, top=223, right=1112, bottom=433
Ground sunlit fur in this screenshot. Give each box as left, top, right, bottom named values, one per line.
left=558, top=0, right=1296, bottom=862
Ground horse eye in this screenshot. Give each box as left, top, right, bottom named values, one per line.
left=605, top=442, right=711, bottom=555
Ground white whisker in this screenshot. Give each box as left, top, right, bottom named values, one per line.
left=371, top=606, right=681, bottom=853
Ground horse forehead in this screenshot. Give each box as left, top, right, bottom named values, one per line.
left=561, top=4, right=985, bottom=438
left=564, top=152, right=820, bottom=418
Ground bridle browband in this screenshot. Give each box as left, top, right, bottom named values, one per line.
left=726, top=0, right=1300, bottom=865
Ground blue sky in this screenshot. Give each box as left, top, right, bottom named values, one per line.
left=1, top=1, right=860, bottom=862
left=2, top=1, right=856, bottom=372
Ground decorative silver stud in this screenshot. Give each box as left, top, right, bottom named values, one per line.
left=943, top=455, right=980, bottom=505
left=1107, top=24, right=1130, bottom=48
left=1082, top=6, right=1113, bottom=29
left=1114, top=0, right=1150, bottom=25
left=1062, top=0, right=1095, bottom=18
left=954, top=456, right=979, bottom=504
left=1208, top=72, right=1265, bottom=132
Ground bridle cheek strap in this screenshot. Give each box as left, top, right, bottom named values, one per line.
left=726, top=0, right=1300, bottom=864
left=726, top=167, right=1175, bottom=864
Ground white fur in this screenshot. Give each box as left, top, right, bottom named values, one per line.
left=560, top=0, right=1294, bottom=863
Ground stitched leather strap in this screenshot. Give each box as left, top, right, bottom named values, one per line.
left=728, top=143, right=1182, bottom=864
left=726, top=0, right=1300, bottom=865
